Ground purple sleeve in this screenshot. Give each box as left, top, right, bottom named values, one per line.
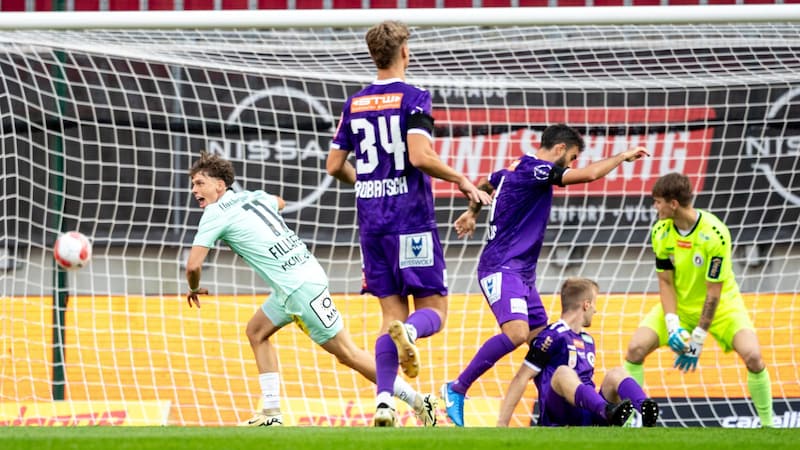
left=525, top=329, right=562, bottom=368
left=406, top=89, right=432, bottom=120
left=331, top=100, right=354, bottom=151
left=489, top=169, right=504, bottom=188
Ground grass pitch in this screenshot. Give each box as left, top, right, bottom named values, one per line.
left=2, top=426, right=799, bottom=450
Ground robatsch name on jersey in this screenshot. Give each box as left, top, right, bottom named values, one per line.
left=355, top=176, right=409, bottom=199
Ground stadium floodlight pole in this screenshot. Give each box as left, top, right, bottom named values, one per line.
left=0, top=5, right=799, bottom=29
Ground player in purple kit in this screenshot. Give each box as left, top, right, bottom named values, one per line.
left=442, top=124, right=649, bottom=426
left=326, top=20, right=491, bottom=427
left=496, top=278, right=659, bottom=427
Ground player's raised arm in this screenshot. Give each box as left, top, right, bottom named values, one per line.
left=407, top=134, right=492, bottom=205
left=454, top=179, right=495, bottom=239
left=561, top=146, right=649, bottom=186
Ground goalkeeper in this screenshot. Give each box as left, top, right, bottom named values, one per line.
left=624, top=172, right=774, bottom=427
left=185, top=151, right=437, bottom=427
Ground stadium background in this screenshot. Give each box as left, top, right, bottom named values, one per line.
left=1, top=3, right=799, bottom=428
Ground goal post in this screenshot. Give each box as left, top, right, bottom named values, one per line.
left=1, top=7, right=799, bottom=427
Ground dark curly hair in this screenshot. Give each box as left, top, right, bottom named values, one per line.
left=189, top=151, right=235, bottom=188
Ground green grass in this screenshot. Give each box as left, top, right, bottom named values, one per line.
left=2, top=427, right=799, bottom=450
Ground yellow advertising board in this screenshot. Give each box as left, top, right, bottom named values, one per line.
left=0, top=401, right=170, bottom=426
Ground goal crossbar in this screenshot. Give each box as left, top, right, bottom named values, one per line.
left=1, top=5, right=800, bottom=30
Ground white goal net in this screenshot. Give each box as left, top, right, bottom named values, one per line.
left=1, top=13, right=799, bottom=427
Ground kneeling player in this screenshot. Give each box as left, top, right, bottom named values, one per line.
left=497, top=278, right=659, bottom=427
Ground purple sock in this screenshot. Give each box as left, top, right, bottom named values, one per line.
left=375, top=334, right=398, bottom=396
left=405, top=308, right=442, bottom=340
left=574, top=384, right=608, bottom=418
left=618, top=377, right=648, bottom=411
left=452, top=333, right=517, bottom=395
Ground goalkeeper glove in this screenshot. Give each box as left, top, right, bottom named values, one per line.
left=674, top=327, right=707, bottom=373
left=665, top=313, right=690, bottom=354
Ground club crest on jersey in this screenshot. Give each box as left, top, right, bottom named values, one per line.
left=480, top=272, right=502, bottom=304
left=693, top=253, right=704, bottom=267
left=399, top=232, right=434, bottom=269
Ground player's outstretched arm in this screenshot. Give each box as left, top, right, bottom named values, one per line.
left=454, top=179, right=494, bottom=239
left=497, top=363, right=538, bottom=427
left=326, top=148, right=357, bottom=185
left=407, top=134, right=492, bottom=206
left=561, top=146, right=649, bottom=186
left=185, top=245, right=210, bottom=308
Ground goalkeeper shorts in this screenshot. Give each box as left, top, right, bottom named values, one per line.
left=639, top=302, right=754, bottom=353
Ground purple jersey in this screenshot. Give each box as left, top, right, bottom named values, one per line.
left=331, top=79, right=436, bottom=235
left=524, top=320, right=597, bottom=425
left=477, top=156, right=567, bottom=280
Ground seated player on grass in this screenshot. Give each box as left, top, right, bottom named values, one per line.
left=497, top=277, right=659, bottom=427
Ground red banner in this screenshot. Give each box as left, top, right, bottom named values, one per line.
left=431, top=107, right=715, bottom=197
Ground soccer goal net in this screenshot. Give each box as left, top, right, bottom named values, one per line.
left=1, top=7, right=799, bottom=427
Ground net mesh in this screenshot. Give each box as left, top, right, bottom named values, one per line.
left=1, top=23, right=799, bottom=427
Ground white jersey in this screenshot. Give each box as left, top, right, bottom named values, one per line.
left=192, top=190, right=327, bottom=299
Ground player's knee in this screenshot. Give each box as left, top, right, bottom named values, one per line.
left=604, top=366, right=627, bottom=384
left=625, top=338, right=650, bottom=364
left=739, top=348, right=765, bottom=373
left=504, top=328, right=528, bottom=347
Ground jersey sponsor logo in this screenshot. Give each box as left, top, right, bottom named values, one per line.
left=430, top=106, right=713, bottom=198
left=480, top=272, right=502, bottom=305
left=708, top=256, right=723, bottom=279
left=573, top=338, right=585, bottom=350
left=354, top=176, right=409, bottom=199
left=677, top=240, right=692, bottom=249
left=587, top=352, right=596, bottom=368
left=510, top=297, right=527, bottom=315
left=538, top=335, right=553, bottom=353
left=693, top=253, right=704, bottom=267
left=533, top=164, right=551, bottom=180
left=399, top=232, right=434, bottom=269
left=581, top=333, right=594, bottom=344
left=308, top=289, right=340, bottom=329
left=350, top=93, right=404, bottom=113
left=568, top=348, right=577, bottom=368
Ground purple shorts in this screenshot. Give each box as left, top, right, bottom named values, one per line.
left=360, top=229, right=448, bottom=299
left=538, top=383, right=607, bottom=427
left=477, top=270, right=548, bottom=329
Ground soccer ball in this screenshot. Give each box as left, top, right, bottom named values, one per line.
left=53, top=231, right=92, bottom=270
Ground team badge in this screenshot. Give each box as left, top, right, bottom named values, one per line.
left=399, top=232, right=434, bottom=268
left=693, top=253, right=704, bottom=267
left=480, top=272, right=502, bottom=305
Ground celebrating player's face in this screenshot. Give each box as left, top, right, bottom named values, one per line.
left=554, top=145, right=581, bottom=168
left=582, top=289, right=598, bottom=327
left=191, top=172, right=225, bottom=209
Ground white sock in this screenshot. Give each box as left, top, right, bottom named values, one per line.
left=376, top=391, right=395, bottom=409
left=405, top=323, right=418, bottom=342
left=258, top=372, right=281, bottom=412
left=393, top=377, right=418, bottom=408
